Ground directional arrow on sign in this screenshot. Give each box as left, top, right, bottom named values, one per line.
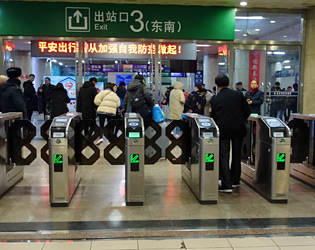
left=54, top=154, right=63, bottom=164
left=74, top=10, right=82, bottom=23
left=130, top=154, right=139, bottom=163
left=277, top=153, right=285, bottom=162
left=205, top=153, right=214, bottom=163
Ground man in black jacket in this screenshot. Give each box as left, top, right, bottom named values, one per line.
left=210, top=75, right=251, bottom=193
left=23, top=74, right=37, bottom=120
left=41, top=77, right=55, bottom=119
left=77, top=80, right=98, bottom=137
left=1, top=67, right=27, bottom=119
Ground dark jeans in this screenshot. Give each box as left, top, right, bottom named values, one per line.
left=26, top=109, right=33, bottom=121
left=83, top=118, right=96, bottom=138
left=219, top=136, right=243, bottom=189
left=98, top=114, right=115, bottom=141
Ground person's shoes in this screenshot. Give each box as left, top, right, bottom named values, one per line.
left=219, top=187, right=233, bottom=193
left=96, top=138, right=103, bottom=145
left=232, top=184, right=241, bottom=188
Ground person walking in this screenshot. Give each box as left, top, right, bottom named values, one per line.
left=169, top=81, right=185, bottom=136
left=0, top=75, right=9, bottom=112
left=40, top=77, right=55, bottom=119
left=23, top=74, right=37, bottom=120
left=0, top=67, right=27, bottom=118
left=189, top=84, right=206, bottom=115
left=123, top=74, right=154, bottom=120
left=210, top=74, right=251, bottom=193
left=94, top=82, right=121, bottom=145
left=48, top=83, right=70, bottom=119
left=77, top=80, right=98, bottom=137
left=245, top=79, right=264, bottom=115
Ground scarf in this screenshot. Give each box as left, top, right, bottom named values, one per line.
left=250, top=88, right=258, bottom=95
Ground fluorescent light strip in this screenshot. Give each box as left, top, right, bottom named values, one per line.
left=197, top=44, right=211, bottom=47
left=273, top=51, right=285, bottom=55
left=284, top=66, right=291, bottom=69
left=235, top=16, right=264, bottom=20
left=283, top=60, right=290, bottom=63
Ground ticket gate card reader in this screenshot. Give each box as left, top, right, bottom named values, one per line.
left=125, top=113, right=145, bottom=206
left=0, top=112, right=24, bottom=197
left=241, top=116, right=291, bottom=203
left=181, top=113, right=219, bottom=204
left=49, top=114, right=82, bottom=207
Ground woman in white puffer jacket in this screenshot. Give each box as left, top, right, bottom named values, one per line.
left=94, top=82, right=120, bottom=144
left=168, top=81, right=185, bottom=120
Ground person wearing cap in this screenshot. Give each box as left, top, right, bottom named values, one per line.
left=235, top=82, right=247, bottom=92
left=0, top=67, right=27, bottom=118
left=0, top=75, right=9, bottom=112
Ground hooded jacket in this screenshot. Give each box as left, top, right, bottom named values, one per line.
left=77, top=81, right=98, bottom=119
left=1, top=79, right=27, bottom=118
left=49, top=87, right=70, bottom=119
left=94, top=89, right=120, bottom=115
left=168, top=81, right=185, bottom=120
left=123, top=78, right=154, bottom=118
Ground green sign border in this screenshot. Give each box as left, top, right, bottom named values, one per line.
left=0, top=1, right=235, bottom=40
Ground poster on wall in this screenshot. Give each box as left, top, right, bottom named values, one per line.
left=44, top=76, right=76, bottom=112
left=248, top=51, right=260, bottom=89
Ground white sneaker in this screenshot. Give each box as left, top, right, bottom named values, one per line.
left=96, top=138, right=103, bottom=145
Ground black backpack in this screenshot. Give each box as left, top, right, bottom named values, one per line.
left=130, top=85, right=146, bottom=111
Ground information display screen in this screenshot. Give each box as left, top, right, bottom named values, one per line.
left=55, top=118, right=68, bottom=123
left=129, top=132, right=140, bottom=138
left=198, top=118, right=211, bottom=123
left=265, top=118, right=284, bottom=128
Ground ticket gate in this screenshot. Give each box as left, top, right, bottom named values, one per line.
left=48, top=113, right=82, bottom=207
left=241, top=116, right=291, bottom=203
left=125, top=113, right=145, bottom=206
left=181, top=113, right=219, bottom=204
left=0, top=112, right=24, bottom=197
left=289, top=114, right=315, bottom=187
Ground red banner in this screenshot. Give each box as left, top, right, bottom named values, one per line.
left=248, top=51, right=260, bottom=89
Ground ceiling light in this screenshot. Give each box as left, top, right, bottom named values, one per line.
left=197, top=44, right=211, bottom=47
left=235, top=29, right=242, bottom=32
left=273, top=51, right=285, bottom=55
left=218, top=62, right=226, bottom=65
left=284, top=66, right=291, bottom=69
left=196, top=50, right=201, bottom=52
left=270, top=20, right=276, bottom=24
left=51, top=59, right=57, bottom=63
left=59, top=62, right=63, bottom=66
left=283, top=60, right=290, bottom=63
left=243, top=33, right=248, bottom=37
left=267, top=51, right=272, bottom=55
left=235, top=16, right=264, bottom=20
left=240, top=1, right=247, bottom=6
left=283, top=35, right=287, bottom=38
left=254, top=28, right=260, bottom=31
left=9, top=58, right=13, bottom=62
left=115, top=60, right=118, bottom=64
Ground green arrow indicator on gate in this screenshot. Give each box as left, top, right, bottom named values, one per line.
left=277, top=153, right=286, bottom=162
left=130, top=154, right=139, bottom=164
left=205, top=153, right=214, bottom=163
left=53, top=154, right=63, bottom=164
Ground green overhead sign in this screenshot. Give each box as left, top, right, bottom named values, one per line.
left=0, top=1, right=235, bottom=40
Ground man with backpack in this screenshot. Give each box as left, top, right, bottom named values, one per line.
left=123, top=74, right=154, bottom=120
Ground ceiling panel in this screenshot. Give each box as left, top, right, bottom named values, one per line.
left=5, top=0, right=315, bottom=9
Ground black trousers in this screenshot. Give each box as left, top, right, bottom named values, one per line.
left=219, top=136, right=243, bottom=189
left=98, top=114, right=115, bottom=141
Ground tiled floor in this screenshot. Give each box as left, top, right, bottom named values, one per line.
left=2, top=236, right=315, bottom=250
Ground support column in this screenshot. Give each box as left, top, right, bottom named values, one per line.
left=303, top=7, right=315, bottom=114
left=203, top=54, right=218, bottom=91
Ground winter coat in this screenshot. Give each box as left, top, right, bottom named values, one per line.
left=23, top=80, right=37, bottom=111
left=168, top=81, right=185, bottom=120
left=49, top=87, right=70, bottom=119
left=245, top=89, right=264, bottom=115
left=94, top=89, right=120, bottom=115
left=190, top=90, right=206, bottom=115
left=77, top=81, right=98, bottom=119
left=0, top=79, right=27, bottom=118
left=123, top=79, right=154, bottom=119
left=204, top=90, right=214, bottom=117
left=41, top=83, right=55, bottom=106
left=211, top=88, right=251, bottom=139
left=116, top=86, right=127, bottom=100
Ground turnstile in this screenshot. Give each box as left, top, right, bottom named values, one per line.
left=125, top=113, right=145, bottom=206
left=0, top=112, right=24, bottom=197
left=181, top=113, right=219, bottom=204
left=241, top=116, right=291, bottom=203
left=48, top=113, right=82, bottom=207
left=289, top=113, right=315, bottom=187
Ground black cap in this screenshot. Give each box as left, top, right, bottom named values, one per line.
left=235, top=82, right=243, bottom=86
left=6, top=67, right=22, bottom=79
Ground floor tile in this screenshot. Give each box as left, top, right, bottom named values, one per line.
left=138, top=239, right=183, bottom=249
left=0, top=242, right=45, bottom=250
left=228, top=237, right=277, bottom=247
left=43, top=241, right=91, bottom=250
left=279, top=247, right=315, bottom=250
left=272, top=236, right=315, bottom=246
left=92, top=240, right=138, bottom=250
left=183, top=238, right=230, bottom=248
left=234, top=248, right=280, bottom=250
